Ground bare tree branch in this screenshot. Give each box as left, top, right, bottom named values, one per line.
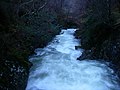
left=16, top=0, right=34, bottom=17
left=38, top=0, right=47, bottom=11
left=19, top=0, right=34, bottom=7
left=17, top=0, right=48, bottom=18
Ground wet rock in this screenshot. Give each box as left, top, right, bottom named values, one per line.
left=0, top=59, right=31, bottom=90
left=75, top=46, right=82, bottom=50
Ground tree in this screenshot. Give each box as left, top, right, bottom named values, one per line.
left=16, top=0, right=48, bottom=18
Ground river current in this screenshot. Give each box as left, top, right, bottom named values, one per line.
left=26, top=29, right=120, bottom=90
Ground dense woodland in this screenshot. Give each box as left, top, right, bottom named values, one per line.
left=0, top=0, right=120, bottom=89
left=75, top=0, right=120, bottom=78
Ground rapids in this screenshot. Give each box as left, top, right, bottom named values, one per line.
left=26, top=29, right=120, bottom=90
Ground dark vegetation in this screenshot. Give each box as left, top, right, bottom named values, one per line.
left=1, top=0, right=120, bottom=89
left=0, top=0, right=83, bottom=89
left=0, top=0, right=64, bottom=89
left=75, top=0, right=120, bottom=78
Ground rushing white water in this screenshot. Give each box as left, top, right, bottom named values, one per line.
left=26, top=29, right=120, bottom=90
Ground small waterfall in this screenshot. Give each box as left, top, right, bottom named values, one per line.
left=26, top=29, right=120, bottom=90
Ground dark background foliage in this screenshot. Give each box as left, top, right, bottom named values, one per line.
left=0, top=0, right=120, bottom=89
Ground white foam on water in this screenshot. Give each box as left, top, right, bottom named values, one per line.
left=26, top=29, right=120, bottom=90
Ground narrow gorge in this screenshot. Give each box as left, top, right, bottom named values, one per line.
left=0, top=0, right=120, bottom=90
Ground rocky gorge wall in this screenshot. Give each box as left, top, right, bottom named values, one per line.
left=1, top=0, right=120, bottom=89
left=0, top=0, right=87, bottom=89
left=0, top=0, right=61, bottom=89
left=75, top=0, right=120, bottom=79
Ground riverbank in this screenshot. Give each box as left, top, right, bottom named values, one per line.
left=0, top=1, right=61, bottom=89
left=75, top=7, right=120, bottom=79
left=0, top=24, right=60, bottom=90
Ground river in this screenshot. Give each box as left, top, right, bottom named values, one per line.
left=26, top=29, right=120, bottom=90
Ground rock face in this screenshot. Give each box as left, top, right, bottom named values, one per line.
left=0, top=0, right=60, bottom=89
left=0, top=60, right=31, bottom=90
left=0, top=28, right=60, bottom=90
left=74, top=0, right=120, bottom=79
left=99, top=34, right=120, bottom=77
left=76, top=21, right=120, bottom=79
